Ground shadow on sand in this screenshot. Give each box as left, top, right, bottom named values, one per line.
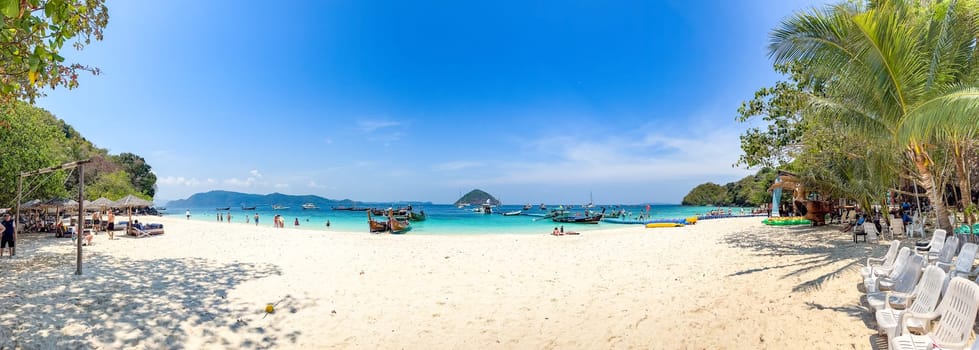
left=0, top=234, right=302, bottom=349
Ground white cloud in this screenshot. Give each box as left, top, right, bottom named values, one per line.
left=458, top=128, right=751, bottom=186
left=157, top=176, right=201, bottom=187
left=433, top=161, right=485, bottom=171
left=274, top=183, right=289, bottom=189
left=307, top=181, right=326, bottom=189
left=249, top=169, right=262, bottom=178
left=206, top=179, right=216, bottom=184
left=357, top=120, right=401, bottom=133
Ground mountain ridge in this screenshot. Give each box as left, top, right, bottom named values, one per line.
left=166, top=190, right=431, bottom=209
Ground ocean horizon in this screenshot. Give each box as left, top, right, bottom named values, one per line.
left=164, top=204, right=756, bottom=235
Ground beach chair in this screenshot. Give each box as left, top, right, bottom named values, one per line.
left=867, top=254, right=925, bottom=310
left=929, top=235, right=960, bottom=265
left=939, top=243, right=979, bottom=279
left=863, top=248, right=913, bottom=293
left=864, top=223, right=881, bottom=243
left=876, top=265, right=948, bottom=339
left=916, top=229, right=948, bottom=259
left=890, top=216, right=906, bottom=238
left=127, top=223, right=165, bottom=237
left=890, top=277, right=979, bottom=350
left=861, top=241, right=901, bottom=280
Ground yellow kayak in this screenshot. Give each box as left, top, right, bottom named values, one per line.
left=646, top=223, right=685, bottom=228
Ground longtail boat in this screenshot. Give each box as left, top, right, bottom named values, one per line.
left=387, top=210, right=412, bottom=234
left=367, top=211, right=388, bottom=233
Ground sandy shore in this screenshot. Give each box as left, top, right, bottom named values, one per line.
left=0, top=215, right=885, bottom=349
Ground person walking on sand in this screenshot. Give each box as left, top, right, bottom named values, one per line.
left=294, top=218, right=300, bottom=227
left=1, top=213, right=15, bottom=256
left=254, top=213, right=259, bottom=226
left=92, top=211, right=101, bottom=234
left=186, top=210, right=191, bottom=220
left=107, top=211, right=116, bottom=240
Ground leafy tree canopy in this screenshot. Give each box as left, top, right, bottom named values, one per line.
left=0, top=0, right=109, bottom=103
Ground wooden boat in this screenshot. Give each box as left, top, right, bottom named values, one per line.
left=367, top=211, right=389, bottom=233
left=407, top=210, right=426, bottom=222
left=539, top=203, right=546, bottom=210
left=552, top=208, right=605, bottom=224
left=215, top=207, right=230, bottom=211
left=387, top=210, right=411, bottom=234
left=241, top=204, right=257, bottom=210
left=522, top=204, right=532, bottom=210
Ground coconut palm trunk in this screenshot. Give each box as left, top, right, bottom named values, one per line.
left=910, top=147, right=952, bottom=231
left=952, top=141, right=974, bottom=209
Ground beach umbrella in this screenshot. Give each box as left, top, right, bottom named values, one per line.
left=112, top=195, right=154, bottom=234
left=91, top=197, right=113, bottom=207
left=111, top=194, right=153, bottom=209
left=20, top=199, right=41, bottom=209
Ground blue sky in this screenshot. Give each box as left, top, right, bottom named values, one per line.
left=37, top=0, right=828, bottom=204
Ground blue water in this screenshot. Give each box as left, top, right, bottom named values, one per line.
left=164, top=204, right=754, bottom=235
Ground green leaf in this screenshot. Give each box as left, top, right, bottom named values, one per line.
left=0, top=0, right=18, bottom=18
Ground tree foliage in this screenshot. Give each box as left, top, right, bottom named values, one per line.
left=682, top=168, right=779, bottom=207
left=0, top=0, right=109, bottom=103
left=738, top=0, right=979, bottom=230
left=0, top=102, right=156, bottom=206
left=84, top=170, right=146, bottom=201
left=0, top=101, right=68, bottom=205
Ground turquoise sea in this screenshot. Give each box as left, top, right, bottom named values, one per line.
left=165, top=204, right=755, bottom=235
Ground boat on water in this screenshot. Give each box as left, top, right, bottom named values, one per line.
left=503, top=210, right=522, bottom=216
left=241, top=204, right=257, bottom=210
left=522, top=204, right=532, bottom=210
left=271, top=204, right=289, bottom=210
left=539, top=203, right=546, bottom=210
left=481, top=199, right=494, bottom=214
left=215, top=207, right=230, bottom=211
left=302, top=203, right=320, bottom=210
left=553, top=208, right=605, bottom=224
left=388, top=213, right=412, bottom=234
left=367, top=211, right=389, bottom=233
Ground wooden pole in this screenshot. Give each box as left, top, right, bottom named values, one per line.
left=14, top=176, right=21, bottom=256
left=75, top=163, right=84, bottom=275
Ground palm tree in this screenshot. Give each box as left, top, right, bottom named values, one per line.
left=769, top=0, right=979, bottom=231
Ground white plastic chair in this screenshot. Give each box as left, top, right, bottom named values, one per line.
left=876, top=265, right=948, bottom=339
left=867, top=254, right=925, bottom=311
left=861, top=241, right=901, bottom=280
left=916, top=229, right=948, bottom=259
left=940, top=243, right=979, bottom=278
left=864, top=222, right=881, bottom=243
left=865, top=247, right=913, bottom=293
left=890, top=277, right=979, bottom=350
left=890, top=216, right=906, bottom=237
left=930, top=235, right=960, bottom=265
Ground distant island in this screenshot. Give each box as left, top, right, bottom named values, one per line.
left=681, top=168, right=774, bottom=207
left=166, top=190, right=431, bottom=209
left=454, top=189, right=500, bottom=206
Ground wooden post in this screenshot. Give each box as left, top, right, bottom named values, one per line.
left=75, top=163, right=84, bottom=275
left=14, top=175, right=22, bottom=256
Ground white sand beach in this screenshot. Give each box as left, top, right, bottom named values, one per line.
left=0, top=216, right=883, bottom=349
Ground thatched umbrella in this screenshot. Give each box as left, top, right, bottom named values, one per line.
left=112, top=195, right=153, bottom=234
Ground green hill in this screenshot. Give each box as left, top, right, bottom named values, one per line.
left=454, top=189, right=500, bottom=206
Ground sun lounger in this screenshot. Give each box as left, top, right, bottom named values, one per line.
left=128, top=223, right=164, bottom=237
left=864, top=247, right=912, bottom=292
left=876, top=265, right=947, bottom=340
left=867, top=254, right=925, bottom=311
left=939, top=243, right=979, bottom=279
left=890, top=277, right=979, bottom=350
left=861, top=241, right=901, bottom=280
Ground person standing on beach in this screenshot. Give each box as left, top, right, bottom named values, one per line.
left=326, top=220, right=330, bottom=228
left=216, top=213, right=220, bottom=222
left=107, top=211, right=116, bottom=240
left=254, top=213, right=259, bottom=226
left=1, top=213, right=15, bottom=256
left=92, top=211, right=101, bottom=234
left=294, top=218, right=300, bottom=227
left=227, top=212, right=232, bottom=223
left=186, top=210, right=191, bottom=220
